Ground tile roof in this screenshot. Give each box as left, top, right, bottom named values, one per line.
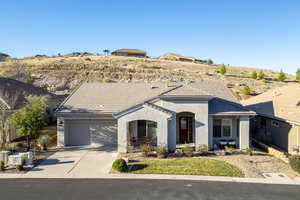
left=57, top=80, right=240, bottom=114
left=242, top=84, right=300, bottom=124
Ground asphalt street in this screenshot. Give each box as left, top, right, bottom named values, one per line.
left=0, top=179, right=299, bottom=200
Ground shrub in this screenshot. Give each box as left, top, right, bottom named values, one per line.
left=277, top=70, right=286, bottom=82
left=197, top=144, right=209, bottom=156
left=257, top=70, right=265, bottom=80
left=112, top=158, right=127, bottom=172
left=207, top=59, right=213, bottom=65
left=182, top=145, right=194, bottom=157
left=219, top=64, right=226, bottom=75
left=245, top=148, right=253, bottom=156
left=156, top=145, right=168, bottom=158
left=241, top=86, right=251, bottom=95
left=296, top=69, right=300, bottom=83
left=251, top=71, right=257, bottom=79
left=225, top=146, right=236, bottom=154
left=289, top=155, right=300, bottom=173
left=37, top=135, right=50, bottom=150
left=16, top=164, right=24, bottom=172
left=140, top=143, right=152, bottom=157
left=0, top=161, right=5, bottom=171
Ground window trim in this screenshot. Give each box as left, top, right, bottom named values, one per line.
left=213, top=118, right=233, bottom=138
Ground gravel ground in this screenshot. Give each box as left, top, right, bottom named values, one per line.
left=212, top=151, right=299, bottom=178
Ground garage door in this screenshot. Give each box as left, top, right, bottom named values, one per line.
left=65, top=119, right=117, bottom=149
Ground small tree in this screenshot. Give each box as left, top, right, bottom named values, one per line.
left=103, top=49, right=110, bottom=56
left=251, top=71, right=257, bottom=79
left=296, top=69, right=300, bottom=83
left=241, top=86, right=251, bottom=95
left=207, top=59, right=213, bottom=65
left=11, top=96, right=48, bottom=151
left=257, top=70, right=265, bottom=80
left=219, top=64, right=227, bottom=75
left=277, top=70, right=287, bottom=82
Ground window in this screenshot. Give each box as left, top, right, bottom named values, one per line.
left=213, top=119, right=232, bottom=138
left=271, top=120, right=279, bottom=127
left=137, top=120, right=157, bottom=139
left=213, top=119, right=222, bottom=137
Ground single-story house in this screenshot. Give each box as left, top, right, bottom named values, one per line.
left=56, top=81, right=255, bottom=152
left=0, top=53, right=10, bottom=62
left=0, top=77, right=65, bottom=142
left=111, top=49, right=146, bottom=58
left=242, top=84, right=300, bottom=154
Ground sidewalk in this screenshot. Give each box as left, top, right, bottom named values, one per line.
left=1, top=172, right=300, bottom=185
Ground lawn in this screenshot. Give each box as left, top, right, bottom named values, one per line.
left=129, top=158, right=243, bottom=177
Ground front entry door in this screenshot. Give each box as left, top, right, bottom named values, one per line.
left=179, top=117, right=194, bottom=143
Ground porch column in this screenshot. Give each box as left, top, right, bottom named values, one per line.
left=208, top=117, right=213, bottom=150
left=57, top=118, right=65, bottom=147
left=117, top=118, right=128, bottom=153
left=239, top=116, right=250, bottom=149
left=157, top=120, right=169, bottom=150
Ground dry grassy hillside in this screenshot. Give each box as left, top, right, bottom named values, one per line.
left=0, top=55, right=295, bottom=100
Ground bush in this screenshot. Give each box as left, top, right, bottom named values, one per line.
left=277, top=70, right=286, bottom=82
left=241, top=86, right=251, bottom=95
left=296, top=69, right=300, bottom=83
left=207, top=59, right=213, bottom=65
left=225, top=146, right=236, bottom=154
left=16, top=164, right=24, bottom=172
left=245, top=148, right=253, bottom=156
left=112, top=158, right=127, bottom=172
left=140, top=143, right=153, bottom=157
left=289, top=155, right=300, bottom=173
left=0, top=161, right=5, bottom=171
left=219, top=64, right=227, bottom=75
left=257, top=70, right=265, bottom=80
left=197, top=144, right=208, bottom=156
left=182, top=145, right=194, bottom=157
left=251, top=71, right=257, bottom=79
left=156, top=145, right=168, bottom=158
left=37, top=135, right=50, bottom=150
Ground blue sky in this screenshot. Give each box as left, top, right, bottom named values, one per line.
left=0, top=0, right=299, bottom=74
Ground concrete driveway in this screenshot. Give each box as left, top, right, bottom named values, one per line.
left=26, top=146, right=118, bottom=178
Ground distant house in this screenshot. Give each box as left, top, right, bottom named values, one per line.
left=0, top=77, right=65, bottom=141
left=158, top=53, right=202, bottom=63
left=111, top=49, right=146, bottom=58
left=242, top=84, right=300, bottom=154
left=0, top=53, right=10, bottom=61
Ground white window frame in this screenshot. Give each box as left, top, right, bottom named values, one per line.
left=213, top=118, right=233, bottom=138
left=271, top=120, right=279, bottom=127
left=221, top=119, right=232, bottom=138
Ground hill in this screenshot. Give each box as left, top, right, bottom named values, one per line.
left=0, top=54, right=296, bottom=100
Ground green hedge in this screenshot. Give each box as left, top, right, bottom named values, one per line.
left=289, top=155, right=300, bottom=173
left=112, top=158, right=127, bottom=172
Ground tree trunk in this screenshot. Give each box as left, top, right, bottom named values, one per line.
left=26, top=135, right=30, bottom=151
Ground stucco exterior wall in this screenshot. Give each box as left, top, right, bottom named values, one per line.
left=57, top=117, right=65, bottom=146
left=159, top=99, right=209, bottom=149
left=117, top=105, right=171, bottom=153
left=288, top=124, right=300, bottom=153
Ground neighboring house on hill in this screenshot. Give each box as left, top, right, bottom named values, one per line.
left=111, top=49, right=146, bottom=57
left=0, top=53, right=10, bottom=61
left=158, top=53, right=202, bottom=63
left=242, top=84, right=300, bottom=154
left=56, top=81, right=255, bottom=152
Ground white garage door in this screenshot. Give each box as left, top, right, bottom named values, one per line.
left=65, top=119, right=117, bottom=150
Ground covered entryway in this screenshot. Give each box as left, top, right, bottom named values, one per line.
left=128, top=120, right=158, bottom=147
left=64, top=119, right=117, bottom=151
left=177, top=112, right=195, bottom=144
